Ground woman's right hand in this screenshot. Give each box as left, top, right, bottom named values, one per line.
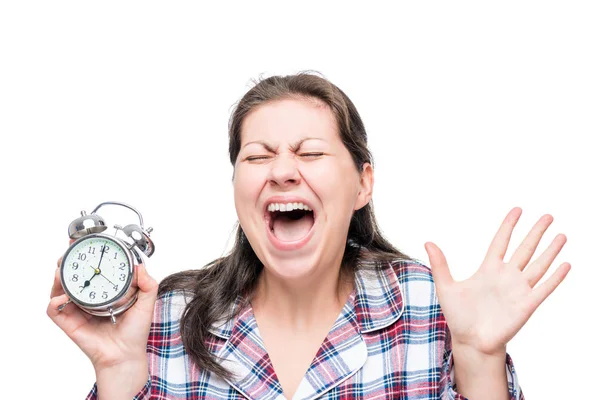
left=47, top=248, right=158, bottom=397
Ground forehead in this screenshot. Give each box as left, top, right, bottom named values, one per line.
left=240, top=97, right=339, bottom=145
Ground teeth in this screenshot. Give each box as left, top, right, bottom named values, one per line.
left=267, top=202, right=312, bottom=212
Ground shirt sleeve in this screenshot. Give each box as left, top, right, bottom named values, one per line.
left=85, top=376, right=152, bottom=400
left=441, top=324, right=525, bottom=400
left=444, top=350, right=524, bottom=400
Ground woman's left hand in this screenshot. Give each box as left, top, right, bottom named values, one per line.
left=424, top=207, right=571, bottom=357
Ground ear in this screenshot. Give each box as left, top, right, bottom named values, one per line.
left=354, top=162, right=374, bottom=210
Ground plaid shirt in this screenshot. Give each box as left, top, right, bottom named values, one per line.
left=87, top=259, right=524, bottom=399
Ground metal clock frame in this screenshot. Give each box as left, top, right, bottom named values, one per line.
left=58, top=201, right=154, bottom=324
left=60, top=233, right=139, bottom=322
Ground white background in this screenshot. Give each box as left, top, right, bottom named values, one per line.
left=1, top=1, right=598, bottom=398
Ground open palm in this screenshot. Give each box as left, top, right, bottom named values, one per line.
left=425, top=207, right=570, bottom=356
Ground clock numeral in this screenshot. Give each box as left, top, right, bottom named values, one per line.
left=113, top=284, right=119, bottom=292
left=72, top=262, right=79, bottom=270
left=71, top=274, right=78, bottom=282
left=102, top=245, right=110, bottom=253
left=102, top=291, right=108, bottom=300
left=78, top=253, right=86, bottom=261
left=89, top=291, right=96, bottom=299
left=119, top=262, right=126, bottom=270
left=119, top=274, right=126, bottom=281
left=113, top=252, right=118, bottom=260
left=88, top=246, right=96, bottom=255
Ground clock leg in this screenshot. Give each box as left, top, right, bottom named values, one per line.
left=57, top=299, right=72, bottom=312
left=108, top=307, right=117, bottom=325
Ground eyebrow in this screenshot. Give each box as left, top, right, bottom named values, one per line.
left=242, top=137, right=325, bottom=152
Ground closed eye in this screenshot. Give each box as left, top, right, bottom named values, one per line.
left=299, top=152, right=324, bottom=158
left=245, top=153, right=324, bottom=162
left=246, top=155, right=271, bottom=161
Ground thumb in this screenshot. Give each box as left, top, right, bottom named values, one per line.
left=135, top=264, right=158, bottom=311
left=424, top=242, right=454, bottom=290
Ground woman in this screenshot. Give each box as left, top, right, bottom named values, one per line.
left=48, top=72, right=570, bottom=399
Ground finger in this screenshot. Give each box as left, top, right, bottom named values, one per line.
left=425, top=242, right=454, bottom=291
left=483, top=207, right=523, bottom=264
left=47, top=293, right=71, bottom=319
left=508, top=214, right=554, bottom=271
left=47, top=293, right=93, bottom=332
left=530, top=262, right=571, bottom=309
left=50, top=265, right=65, bottom=299
left=524, top=234, right=567, bottom=287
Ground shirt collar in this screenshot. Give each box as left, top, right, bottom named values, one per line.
left=209, top=259, right=405, bottom=339
left=210, top=259, right=405, bottom=400
left=215, top=287, right=368, bottom=400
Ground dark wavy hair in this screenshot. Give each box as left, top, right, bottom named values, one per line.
left=158, top=71, right=414, bottom=379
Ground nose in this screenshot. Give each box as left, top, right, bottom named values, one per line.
left=268, top=154, right=301, bottom=188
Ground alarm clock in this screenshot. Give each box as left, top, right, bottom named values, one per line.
left=58, top=201, right=155, bottom=324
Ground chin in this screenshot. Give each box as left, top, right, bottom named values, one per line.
left=258, top=243, right=324, bottom=282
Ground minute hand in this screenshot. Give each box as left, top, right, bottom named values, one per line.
left=96, top=245, right=106, bottom=270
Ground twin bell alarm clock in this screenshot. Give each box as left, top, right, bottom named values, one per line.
left=58, top=201, right=155, bottom=324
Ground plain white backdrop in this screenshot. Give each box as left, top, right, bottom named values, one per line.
left=1, top=1, right=598, bottom=398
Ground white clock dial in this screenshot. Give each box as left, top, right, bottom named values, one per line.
left=61, top=236, right=132, bottom=307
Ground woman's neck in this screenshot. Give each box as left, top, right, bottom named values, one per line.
left=251, top=263, right=355, bottom=332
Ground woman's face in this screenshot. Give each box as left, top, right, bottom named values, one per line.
left=233, top=97, right=373, bottom=280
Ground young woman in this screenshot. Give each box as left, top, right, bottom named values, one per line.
left=48, top=72, right=570, bottom=399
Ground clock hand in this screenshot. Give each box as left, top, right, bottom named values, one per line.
left=99, top=272, right=118, bottom=288
left=79, top=278, right=91, bottom=293
left=94, top=246, right=120, bottom=287
left=96, top=244, right=106, bottom=271
left=79, top=265, right=102, bottom=292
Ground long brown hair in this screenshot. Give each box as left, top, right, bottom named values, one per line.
left=158, top=71, right=414, bottom=379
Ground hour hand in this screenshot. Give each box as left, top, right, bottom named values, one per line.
left=79, top=279, right=91, bottom=292
left=79, top=268, right=100, bottom=292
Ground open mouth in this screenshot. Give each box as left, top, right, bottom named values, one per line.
left=265, top=203, right=315, bottom=243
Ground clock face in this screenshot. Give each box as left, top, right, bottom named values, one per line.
left=61, top=236, right=132, bottom=307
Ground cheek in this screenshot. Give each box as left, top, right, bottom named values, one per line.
left=233, top=166, right=266, bottom=217
left=301, top=161, right=360, bottom=214
left=300, top=161, right=346, bottom=188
